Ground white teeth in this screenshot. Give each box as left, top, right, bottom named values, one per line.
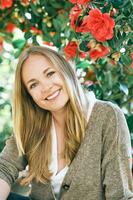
left=46, top=90, right=60, bottom=100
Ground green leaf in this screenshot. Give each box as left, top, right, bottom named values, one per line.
left=127, top=76, right=133, bottom=87
left=110, top=0, right=124, bottom=8
left=41, top=23, right=49, bottom=36
left=14, top=49, right=23, bottom=58
left=42, top=2, right=57, bottom=16
left=79, top=41, right=89, bottom=52
left=105, top=71, right=113, bottom=89
left=52, top=34, right=61, bottom=47
left=119, top=83, right=129, bottom=95
left=121, top=54, right=132, bottom=67
left=64, top=1, right=73, bottom=10
left=53, top=18, right=62, bottom=31
left=101, top=3, right=111, bottom=13
left=49, top=0, right=63, bottom=9
left=126, top=115, right=133, bottom=133
left=115, top=14, right=126, bottom=22
left=0, top=57, right=3, bottom=64
left=12, top=39, right=26, bottom=49
left=30, top=3, right=40, bottom=17
left=32, top=35, right=39, bottom=45
left=0, top=87, right=4, bottom=92
left=24, top=31, right=32, bottom=40
left=77, top=60, right=91, bottom=69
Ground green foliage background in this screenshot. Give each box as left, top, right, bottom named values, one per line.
left=0, top=0, right=133, bottom=151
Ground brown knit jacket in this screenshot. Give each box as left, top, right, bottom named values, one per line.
left=0, top=100, right=133, bottom=200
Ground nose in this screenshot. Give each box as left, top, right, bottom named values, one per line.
left=40, top=80, right=53, bottom=96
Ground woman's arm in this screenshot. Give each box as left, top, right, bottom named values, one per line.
left=0, top=178, right=10, bottom=199
left=101, top=103, right=133, bottom=199
left=0, top=136, right=27, bottom=190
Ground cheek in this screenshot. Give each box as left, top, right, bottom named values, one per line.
left=54, top=73, right=64, bottom=84
left=29, top=90, right=41, bottom=102
left=32, top=95, right=43, bottom=108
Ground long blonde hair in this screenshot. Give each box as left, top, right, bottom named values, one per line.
left=12, top=46, right=90, bottom=184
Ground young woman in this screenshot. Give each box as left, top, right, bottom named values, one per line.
left=0, top=46, right=132, bottom=200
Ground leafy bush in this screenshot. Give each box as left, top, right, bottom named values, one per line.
left=0, top=0, right=133, bottom=149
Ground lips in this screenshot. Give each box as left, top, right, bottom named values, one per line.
left=45, top=89, right=61, bottom=100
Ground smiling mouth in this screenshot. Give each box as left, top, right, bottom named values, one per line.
left=45, top=89, right=61, bottom=100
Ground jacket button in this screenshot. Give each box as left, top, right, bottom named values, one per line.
left=63, top=184, right=70, bottom=190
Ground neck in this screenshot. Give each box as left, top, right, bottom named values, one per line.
left=51, top=109, right=66, bottom=128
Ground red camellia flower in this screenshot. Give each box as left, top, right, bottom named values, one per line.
left=1, top=0, right=13, bottom=9
left=21, top=0, right=36, bottom=6
left=6, top=23, right=16, bottom=33
left=64, top=41, right=77, bottom=59
left=69, top=0, right=90, bottom=4
left=89, top=44, right=110, bottom=60
left=64, top=41, right=86, bottom=59
left=70, top=5, right=82, bottom=31
left=130, top=52, right=133, bottom=60
left=85, top=9, right=115, bottom=42
left=70, top=7, right=91, bottom=32
left=22, top=0, right=29, bottom=5
left=31, top=26, right=42, bottom=34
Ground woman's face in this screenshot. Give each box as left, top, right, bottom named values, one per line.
left=22, top=54, right=69, bottom=114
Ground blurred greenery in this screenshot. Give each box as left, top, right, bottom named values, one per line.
left=0, top=0, right=133, bottom=151
left=0, top=57, right=14, bottom=151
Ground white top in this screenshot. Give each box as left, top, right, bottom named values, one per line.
left=49, top=92, right=96, bottom=199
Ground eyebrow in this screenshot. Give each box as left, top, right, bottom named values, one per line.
left=26, top=67, right=51, bottom=85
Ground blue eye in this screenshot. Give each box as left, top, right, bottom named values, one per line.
left=47, top=71, right=55, bottom=77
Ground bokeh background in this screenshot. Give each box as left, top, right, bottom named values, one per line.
left=0, top=0, right=133, bottom=154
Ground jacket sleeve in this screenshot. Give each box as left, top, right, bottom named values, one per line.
left=0, top=136, right=27, bottom=187
left=101, top=103, right=133, bottom=200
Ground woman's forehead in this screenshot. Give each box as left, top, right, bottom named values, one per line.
left=21, top=53, right=64, bottom=81
left=22, top=53, right=58, bottom=70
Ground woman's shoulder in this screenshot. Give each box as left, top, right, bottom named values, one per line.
left=89, top=99, right=128, bottom=134
left=93, top=99, right=124, bottom=119
left=92, top=99, right=130, bottom=141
